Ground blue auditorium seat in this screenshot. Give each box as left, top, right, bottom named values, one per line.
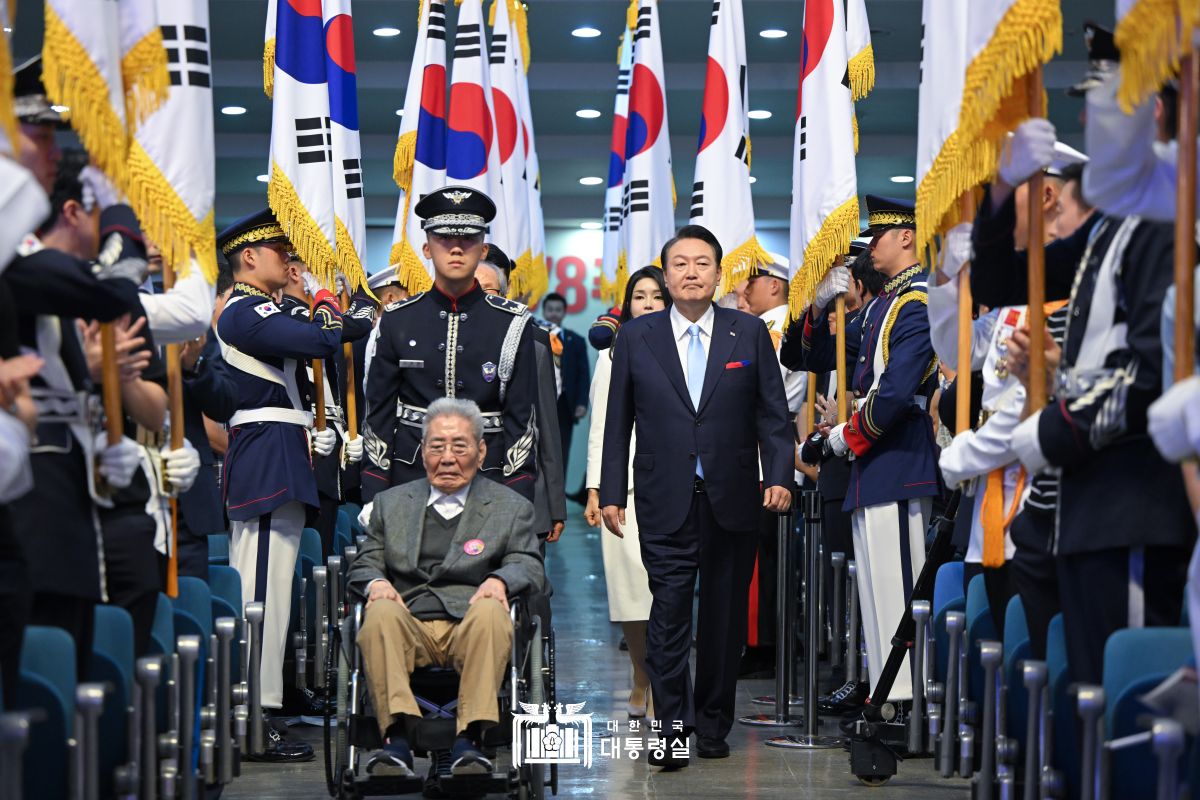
left=208, top=533, right=230, bottom=566
left=91, top=606, right=135, bottom=794
left=1002, top=596, right=1032, bottom=752
left=932, top=560, right=965, bottom=684
left=1046, top=614, right=1080, bottom=800
left=965, top=573, right=998, bottom=704
left=301, top=527, right=322, bottom=572
left=149, top=593, right=175, bottom=657
left=208, top=564, right=243, bottom=680
left=16, top=626, right=76, bottom=798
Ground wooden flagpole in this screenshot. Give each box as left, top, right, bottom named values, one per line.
left=835, top=295, right=848, bottom=423
left=1175, top=47, right=1197, bottom=385
left=161, top=265, right=184, bottom=597
left=1025, top=66, right=1048, bottom=411
left=805, top=371, right=818, bottom=434
left=341, top=290, right=358, bottom=439
left=956, top=192, right=976, bottom=434
left=100, top=325, right=124, bottom=446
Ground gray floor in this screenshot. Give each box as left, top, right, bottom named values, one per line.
left=228, top=503, right=970, bottom=798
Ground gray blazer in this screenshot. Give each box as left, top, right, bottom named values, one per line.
left=347, top=475, right=545, bottom=619
left=530, top=325, right=567, bottom=533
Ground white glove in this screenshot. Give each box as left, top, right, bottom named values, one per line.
left=999, top=118, right=1057, bottom=186
left=941, top=223, right=974, bottom=280
left=335, top=272, right=350, bottom=297
left=343, top=433, right=364, bottom=463
left=311, top=426, right=336, bottom=457
left=96, top=434, right=140, bottom=489
left=357, top=501, right=373, bottom=530
left=162, top=439, right=201, bottom=495
left=826, top=423, right=850, bottom=458
left=301, top=271, right=324, bottom=299
left=813, top=266, right=852, bottom=311
left=1147, top=375, right=1200, bottom=462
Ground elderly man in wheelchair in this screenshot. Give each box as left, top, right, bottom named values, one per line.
left=347, top=397, right=545, bottom=785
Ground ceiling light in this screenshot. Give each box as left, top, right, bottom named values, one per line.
left=395, top=109, right=404, bottom=117
left=51, top=105, right=69, bottom=113
left=748, top=109, right=772, bottom=120
left=575, top=108, right=601, bottom=119
left=759, top=28, right=787, bottom=39
left=579, top=176, right=603, bottom=186
left=580, top=221, right=603, bottom=230
left=748, top=176, right=757, bottom=184
left=571, top=26, right=601, bottom=38
left=220, top=105, right=247, bottom=116
left=890, top=175, right=915, bottom=183
left=2, top=26, right=11, bottom=33
left=256, top=174, right=270, bottom=183
left=373, top=26, right=401, bottom=37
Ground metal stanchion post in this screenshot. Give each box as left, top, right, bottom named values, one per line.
left=740, top=502, right=800, bottom=727
left=830, top=552, right=845, bottom=671
left=1076, top=686, right=1105, bottom=800
left=328, top=556, right=343, bottom=626
left=0, top=713, right=36, bottom=800
left=313, top=567, right=328, bottom=692
left=939, top=610, right=965, bottom=777
left=215, top=618, right=235, bottom=785
left=817, top=544, right=826, bottom=658
left=1151, top=718, right=1184, bottom=800
left=975, top=641, right=1002, bottom=800
left=909, top=600, right=930, bottom=755
left=75, top=684, right=106, bottom=800
left=767, top=490, right=842, bottom=749
left=847, top=562, right=859, bottom=681
left=136, top=658, right=161, bottom=800
left=245, top=602, right=266, bottom=756
left=1022, top=661, right=1047, bottom=800
left=177, top=636, right=200, bottom=800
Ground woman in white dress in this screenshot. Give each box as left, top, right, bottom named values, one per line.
left=584, top=266, right=668, bottom=717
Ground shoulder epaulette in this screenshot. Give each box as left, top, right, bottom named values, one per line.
left=485, top=294, right=527, bottom=315
left=383, top=292, right=425, bottom=313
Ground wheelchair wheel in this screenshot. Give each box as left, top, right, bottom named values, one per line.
left=324, top=620, right=353, bottom=797
left=520, top=616, right=546, bottom=800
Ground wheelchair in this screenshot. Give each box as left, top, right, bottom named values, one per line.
left=322, top=592, right=557, bottom=799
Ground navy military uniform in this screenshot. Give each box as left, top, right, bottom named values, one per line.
left=788, top=196, right=941, bottom=702
left=215, top=210, right=343, bottom=714
left=362, top=188, right=538, bottom=502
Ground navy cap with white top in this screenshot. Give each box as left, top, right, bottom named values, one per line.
left=414, top=186, right=496, bottom=236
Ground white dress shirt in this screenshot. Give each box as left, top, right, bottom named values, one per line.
left=427, top=484, right=470, bottom=520
left=669, top=303, right=715, bottom=386
left=758, top=303, right=807, bottom=413
left=0, top=411, right=33, bottom=503
left=139, top=269, right=216, bottom=344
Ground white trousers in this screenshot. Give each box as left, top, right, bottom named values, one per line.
left=230, top=500, right=304, bottom=709
left=851, top=497, right=931, bottom=702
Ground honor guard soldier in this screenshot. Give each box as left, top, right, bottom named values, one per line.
left=784, top=196, right=941, bottom=708
left=215, top=209, right=344, bottom=762
left=362, top=186, right=538, bottom=503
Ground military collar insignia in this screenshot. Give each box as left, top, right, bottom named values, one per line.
left=383, top=292, right=424, bottom=313
left=484, top=294, right=528, bottom=315
left=233, top=281, right=272, bottom=300
left=883, top=264, right=924, bottom=294
left=443, top=190, right=473, bottom=205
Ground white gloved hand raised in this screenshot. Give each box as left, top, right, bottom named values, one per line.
left=1148, top=375, right=1200, bottom=462
left=301, top=271, right=324, bottom=299
left=813, top=266, right=852, bottom=312
left=311, top=426, right=337, bottom=457
left=162, top=439, right=201, bottom=495
left=825, top=423, right=850, bottom=458
left=940, top=223, right=974, bottom=280
left=343, top=434, right=364, bottom=464
left=999, top=118, right=1057, bottom=187
left=96, top=434, right=141, bottom=489
left=357, top=501, right=373, bottom=530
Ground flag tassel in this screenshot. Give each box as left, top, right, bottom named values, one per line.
left=334, top=217, right=369, bottom=291
left=1114, top=0, right=1200, bottom=113
left=787, top=196, right=859, bottom=322
left=393, top=130, right=417, bottom=192
left=263, top=37, right=275, bottom=98
left=268, top=161, right=338, bottom=287
left=121, top=27, right=171, bottom=131
left=848, top=43, right=875, bottom=102
left=127, top=140, right=218, bottom=283
left=719, top=235, right=773, bottom=295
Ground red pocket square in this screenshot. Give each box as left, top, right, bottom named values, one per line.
left=725, top=360, right=750, bottom=369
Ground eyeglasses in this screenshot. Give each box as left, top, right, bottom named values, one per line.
left=482, top=287, right=502, bottom=296
left=425, top=441, right=474, bottom=457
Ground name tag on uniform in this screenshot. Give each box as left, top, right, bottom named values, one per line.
left=254, top=302, right=279, bottom=319
left=397, top=359, right=424, bottom=369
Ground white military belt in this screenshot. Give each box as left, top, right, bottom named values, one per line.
left=395, top=401, right=503, bottom=432
left=229, top=407, right=313, bottom=427
left=31, top=386, right=91, bottom=426
left=853, top=395, right=928, bottom=412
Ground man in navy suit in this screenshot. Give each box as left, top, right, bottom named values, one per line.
left=600, top=225, right=793, bottom=768
left=541, top=292, right=590, bottom=479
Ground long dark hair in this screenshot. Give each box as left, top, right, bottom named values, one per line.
left=619, top=266, right=671, bottom=324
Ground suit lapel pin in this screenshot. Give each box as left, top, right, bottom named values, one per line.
left=464, top=538, right=485, bottom=555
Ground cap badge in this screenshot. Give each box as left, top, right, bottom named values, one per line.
left=482, top=361, right=497, bottom=382
left=443, top=190, right=472, bottom=205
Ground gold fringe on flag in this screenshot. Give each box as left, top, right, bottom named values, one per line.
left=334, top=217, right=369, bottom=291
left=389, top=237, right=433, bottom=294
left=1114, top=0, right=1200, bottom=113
left=915, top=0, right=1061, bottom=265
left=627, top=0, right=639, bottom=34
left=718, top=235, right=773, bottom=295
left=121, top=28, right=170, bottom=131
left=393, top=129, right=416, bottom=192
left=126, top=139, right=217, bottom=283
left=848, top=43, right=875, bottom=102
left=0, top=18, right=16, bottom=155
left=529, top=252, right=548, bottom=306
left=43, top=5, right=130, bottom=189
left=602, top=249, right=631, bottom=306
left=511, top=0, right=531, bottom=71
left=787, top=195, right=859, bottom=323
left=508, top=247, right=534, bottom=300
left=268, top=161, right=338, bottom=286
left=263, top=36, right=275, bottom=98
left=851, top=110, right=859, bottom=154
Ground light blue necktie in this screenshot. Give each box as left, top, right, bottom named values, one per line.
left=687, top=324, right=706, bottom=477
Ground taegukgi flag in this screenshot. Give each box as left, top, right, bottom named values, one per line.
left=266, top=0, right=339, bottom=286
left=323, top=0, right=368, bottom=284
left=690, top=0, right=769, bottom=293
left=489, top=0, right=532, bottom=296
left=788, top=0, right=858, bottom=318
left=599, top=30, right=632, bottom=304
left=390, top=0, right=448, bottom=293
left=619, top=0, right=674, bottom=298
left=510, top=0, right=547, bottom=304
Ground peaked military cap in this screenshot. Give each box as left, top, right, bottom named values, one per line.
left=216, top=208, right=289, bottom=259
left=415, top=186, right=496, bottom=236
left=750, top=252, right=789, bottom=282
left=367, top=267, right=404, bottom=292
left=14, top=56, right=64, bottom=125
left=1067, top=22, right=1118, bottom=97
left=860, top=195, right=916, bottom=236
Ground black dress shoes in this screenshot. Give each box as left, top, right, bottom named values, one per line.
left=647, top=736, right=690, bottom=769
left=818, top=679, right=867, bottom=715
left=246, top=715, right=315, bottom=762
left=696, top=736, right=730, bottom=759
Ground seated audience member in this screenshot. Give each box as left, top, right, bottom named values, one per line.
left=348, top=397, right=545, bottom=780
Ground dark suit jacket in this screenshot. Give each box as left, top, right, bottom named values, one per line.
left=178, top=334, right=236, bottom=534
left=530, top=326, right=566, bottom=533
left=559, top=327, right=590, bottom=415
left=599, top=306, right=793, bottom=534
left=347, top=475, right=544, bottom=618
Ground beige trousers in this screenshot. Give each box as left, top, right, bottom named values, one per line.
left=357, top=596, right=512, bottom=737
